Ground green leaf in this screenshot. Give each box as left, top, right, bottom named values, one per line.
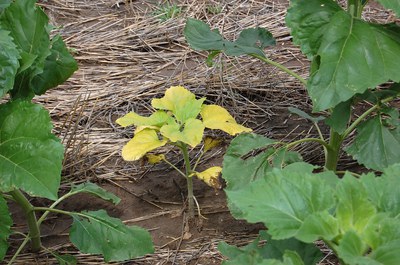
left=376, top=0, right=400, bottom=17
left=184, top=18, right=275, bottom=59
left=271, top=148, right=303, bottom=169
left=346, top=116, right=400, bottom=171
left=325, top=100, right=351, bottom=134
left=71, top=182, right=121, bottom=205
left=30, top=35, right=78, bottom=95
left=0, top=0, right=12, bottom=11
left=286, top=0, right=342, bottom=59
left=160, top=118, right=204, bottom=147
left=296, top=211, right=339, bottom=242
left=1, top=0, right=51, bottom=99
left=0, top=101, right=63, bottom=200
left=0, top=196, right=12, bottom=261
left=358, top=83, right=400, bottom=104
left=70, top=210, right=154, bottom=262
left=308, top=11, right=400, bottom=111
left=0, top=29, right=20, bottom=98
left=53, top=252, right=77, bottom=265
left=288, top=107, right=324, bottom=123
left=337, top=230, right=375, bottom=265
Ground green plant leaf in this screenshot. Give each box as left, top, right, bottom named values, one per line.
left=0, top=196, right=12, bottom=261
left=346, top=116, right=400, bottom=171
left=308, top=11, right=400, bottom=111
left=325, top=100, right=352, bottom=134
left=184, top=18, right=275, bottom=59
left=0, top=101, right=63, bottom=200
left=358, top=83, right=400, bottom=104
left=337, top=230, right=374, bottom=265
left=116, top=110, right=172, bottom=128
left=288, top=107, right=324, bottom=123
left=201, top=104, right=252, bottom=135
left=1, top=0, right=51, bottom=99
left=0, top=29, right=20, bottom=98
left=376, top=0, right=400, bottom=17
left=70, top=210, right=154, bottom=262
left=30, top=35, right=78, bottom=95
left=121, top=128, right=167, bottom=161
left=151, top=86, right=205, bottom=123
left=53, top=252, right=77, bottom=265
left=296, top=211, right=339, bottom=242
left=0, top=0, right=12, bottom=11
left=271, top=148, right=303, bottom=169
left=286, top=0, right=342, bottom=59
left=225, top=163, right=338, bottom=240
left=70, top=182, right=121, bottom=205
left=160, top=118, right=204, bottom=147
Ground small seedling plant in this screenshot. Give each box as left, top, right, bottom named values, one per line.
left=0, top=0, right=153, bottom=264
left=185, top=0, right=400, bottom=264
left=116, top=85, right=251, bottom=219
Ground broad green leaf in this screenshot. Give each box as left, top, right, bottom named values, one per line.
left=0, top=29, right=20, bottom=98
left=358, top=83, right=400, bottom=104
left=225, top=163, right=338, bottom=240
left=296, top=211, right=339, bottom=242
left=201, top=104, right=252, bottom=135
left=70, top=182, right=120, bottom=205
left=346, top=116, right=400, bottom=171
left=325, top=100, right=351, bottom=134
left=337, top=230, right=375, bottom=265
left=271, top=148, right=303, bottom=169
left=222, top=133, right=276, bottom=191
left=53, top=252, right=77, bottom=265
left=30, top=35, right=78, bottom=95
left=0, top=0, right=12, bottom=11
left=195, top=166, right=222, bottom=189
left=0, top=101, right=63, bottom=200
left=376, top=0, right=400, bottom=17
left=151, top=86, right=205, bottom=123
left=160, top=118, right=204, bottom=147
left=116, top=110, right=171, bottom=128
left=288, top=107, right=324, bottom=123
left=184, top=18, right=275, bottom=59
left=0, top=196, right=12, bottom=261
left=286, top=0, right=342, bottom=59
left=121, top=129, right=167, bottom=161
left=308, top=11, right=400, bottom=111
left=1, top=0, right=51, bottom=99
left=70, top=210, right=154, bottom=262
left=219, top=235, right=265, bottom=265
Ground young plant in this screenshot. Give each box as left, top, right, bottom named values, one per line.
left=116, top=85, right=251, bottom=219
left=0, top=0, right=153, bottom=263
left=152, top=2, right=182, bottom=22
left=184, top=0, right=400, bottom=264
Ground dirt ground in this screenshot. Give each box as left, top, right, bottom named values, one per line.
left=4, top=0, right=395, bottom=264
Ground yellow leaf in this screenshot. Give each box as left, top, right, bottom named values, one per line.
left=121, top=129, right=167, bottom=161
left=204, top=137, right=222, bottom=152
left=200, top=104, right=252, bottom=135
left=151, top=86, right=205, bottom=123
left=145, top=154, right=165, bottom=164
left=160, top=118, right=205, bottom=147
left=116, top=110, right=171, bottom=128
left=195, top=166, right=222, bottom=189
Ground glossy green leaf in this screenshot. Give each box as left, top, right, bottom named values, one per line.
left=151, top=86, right=205, bottom=123
left=184, top=18, right=275, bottom=59
left=0, top=29, right=20, bottom=98
left=286, top=0, right=342, bottom=59
left=1, top=0, right=51, bottom=99
left=325, top=100, right=351, bottom=134
left=121, top=129, right=167, bottom=161
left=0, top=196, right=12, bottom=261
left=0, top=101, right=63, bottom=200
left=30, top=35, right=78, bottom=95
left=116, top=110, right=172, bottom=128
left=160, top=118, right=204, bottom=147
left=70, top=182, right=121, bottom=205
left=308, top=11, right=400, bottom=111
left=70, top=210, right=154, bottom=262
left=346, top=116, right=400, bottom=171
left=376, top=0, right=400, bottom=17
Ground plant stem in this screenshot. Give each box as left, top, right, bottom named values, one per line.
left=250, top=53, right=307, bottom=85
left=284, top=137, right=331, bottom=150
left=180, top=142, right=195, bottom=219
left=325, top=130, right=342, bottom=171
left=7, top=234, right=31, bottom=265
left=9, top=189, right=41, bottom=252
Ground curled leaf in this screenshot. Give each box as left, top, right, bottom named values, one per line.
left=121, top=129, right=167, bottom=161
left=204, top=136, right=222, bottom=152
left=201, top=104, right=252, bottom=135
left=145, top=154, right=165, bottom=164
left=195, top=166, right=222, bottom=189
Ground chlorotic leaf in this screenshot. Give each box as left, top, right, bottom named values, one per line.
left=121, top=129, right=167, bottom=161
left=203, top=136, right=222, bottom=152
left=308, top=11, right=400, bottom=111
left=30, top=35, right=78, bottom=95
left=376, top=0, right=400, bottom=17
left=151, top=86, right=205, bottom=123
left=0, top=196, right=12, bottom=261
left=201, top=104, right=252, bottom=135
left=70, top=210, right=154, bottom=262
left=195, top=166, right=222, bottom=189
left=346, top=116, right=400, bottom=171
left=160, top=118, right=204, bottom=147
left=0, top=101, right=63, bottom=200
left=116, top=110, right=171, bottom=128
left=145, top=154, right=165, bottom=164
left=70, top=182, right=121, bottom=205
left=0, top=29, right=20, bottom=98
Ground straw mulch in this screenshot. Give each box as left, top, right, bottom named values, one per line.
left=6, top=0, right=396, bottom=264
